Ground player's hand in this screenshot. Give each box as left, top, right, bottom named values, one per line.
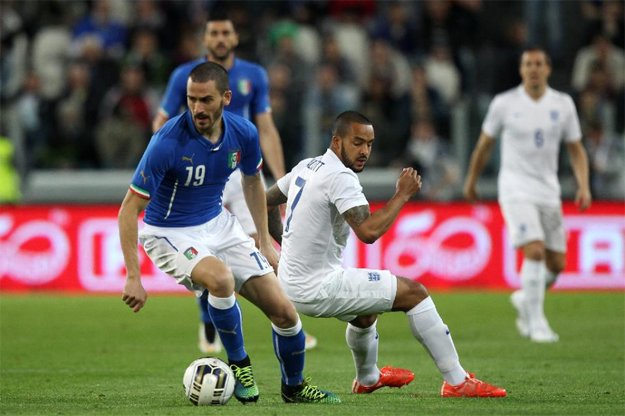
left=122, top=276, right=147, bottom=313
left=395, top=168, right=422, bottom=199
left=260, top=240, right=280, bottom=273
left=575, top=187, right=592, bottom=211
left=463, top=180, right=478, bottom=203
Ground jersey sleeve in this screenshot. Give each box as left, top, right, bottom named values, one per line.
left=250, top=66, right=272, bottom=116
left=562, top=94, right=582, bottom=143
left=159, top=65, right=188, bottom=118
left=129, top=135, right=172, bottom=199
left=329, top=171, right=369, bottom=214
left=276, top=170, right=293, bottom=196
left=481, top=95, right=505, bottom=139
left=238, top=122, right=263, bottom=176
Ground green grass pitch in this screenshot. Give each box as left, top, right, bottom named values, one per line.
left=1, top=292, right=623, bottom=415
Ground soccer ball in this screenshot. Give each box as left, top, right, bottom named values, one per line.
left=182, top=357, right=235, bottom=405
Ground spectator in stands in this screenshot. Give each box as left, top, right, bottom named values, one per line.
left=579, top=0, right=624, bottom=48
left=71, top=0, right=128, bottom=59
left=319, top=34, right=358, bottom=87
left=423, top=44, right=462, bottom=106
left=370, top=1, right=420, bottom=57
left=123, top=28, right=171, bottom=92
left=409, top=64, right=450, bottom=138
left=0, top=3, right=29, bottom=175
left=55, top=61, right=91, bottom=168
left=303, top=63, right=359, bottom=158
left=584, top=120, right=625, bottom=200
left=99, top=63, right=158, bottom=139
left=572, top=32, right=625, bottom=93
left=393, top=118, right=460, bottom=201
left=359, top=72, right=411, bottom=166
left=95, top=102, right=146, bottom=169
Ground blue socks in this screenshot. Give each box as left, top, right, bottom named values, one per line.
left=272, top=320, right=305, bottom=386
left=207, top=293, right=246, bottom=362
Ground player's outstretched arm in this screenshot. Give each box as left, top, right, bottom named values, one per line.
left=118, top=190, right=149, bottom=312
left=463, top=132, right=495, bottom=203
left=266, top=184, right=287, bottom=245
left=345, top=168, right=422, bottom=244
left=566, top=140, right=592, bottom=211
left=256, top=113, right=286, bottom=180
left=242, top=173, right=279, bottom=268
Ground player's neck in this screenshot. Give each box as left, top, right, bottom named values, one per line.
left=524, top=83, right=547, bottom=101
left=207, top=53, right=235, bottom=70
left=202, top=118, right=223, bottom=144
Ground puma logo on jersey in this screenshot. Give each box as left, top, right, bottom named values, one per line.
left=140, top=170, right=150, bottom=184
left=182, top=154, right=195, bottom=164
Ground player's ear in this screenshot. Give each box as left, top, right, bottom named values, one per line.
left=223, top=89, right=232, bottom=105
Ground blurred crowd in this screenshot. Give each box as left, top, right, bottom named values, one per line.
left=1, top=0, right=623, bottom=201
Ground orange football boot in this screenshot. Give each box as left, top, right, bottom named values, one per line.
left=441, top=373, right=507, bottom=398
left=352, top=366, right=415, bottom=394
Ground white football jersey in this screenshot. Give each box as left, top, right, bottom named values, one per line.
left=276, top=149, right=368, bottom=302
left=482, top=86, right=582, bottom=205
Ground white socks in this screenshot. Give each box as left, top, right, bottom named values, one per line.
left=407, top=297, right=467, bottom=386
left=520, top=259, right=546, bottom=331
left=542, top=263, right=558, bottom=287
left=346, top=322, right=380, bottom=386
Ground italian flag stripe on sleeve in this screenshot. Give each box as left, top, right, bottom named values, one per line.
left=130, top=184, right=150, bottom=199
left=256, top=158, right=263, bottom=171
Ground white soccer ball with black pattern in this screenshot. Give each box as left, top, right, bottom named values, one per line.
left=182, top=357, right=235, bottom=405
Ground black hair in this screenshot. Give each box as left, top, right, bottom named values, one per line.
left=332, top=111, right=372, bottom=137
left=189, top=62, right=229, bottom=93
left=207, top=8, right=232, bottom=23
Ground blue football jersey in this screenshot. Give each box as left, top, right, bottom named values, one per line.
left=159, top=57, right=271, bottom=121
left=130, top=111, right=262, bottom=227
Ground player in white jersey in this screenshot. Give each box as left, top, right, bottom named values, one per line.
left=266, top=111, right=506, bottom=398
left=463, top=48, right=592, bottom=343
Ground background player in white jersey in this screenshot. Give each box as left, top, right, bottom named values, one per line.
left=266, top=111, right=506, bottom=398
left=463, top=47, right=592, bottom=343
left=118, top=62, right=338, bottom=404
left=152, top=11, right=316, bottom=352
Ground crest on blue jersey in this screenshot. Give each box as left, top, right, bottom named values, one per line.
left=237, top=79, right=251, bottom=96
left=228, top=150, right=241, bottom=169
left=550, top=110, right=559, bottom=121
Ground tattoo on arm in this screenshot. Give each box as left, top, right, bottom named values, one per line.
left=343, top=205, right=370, bottom=226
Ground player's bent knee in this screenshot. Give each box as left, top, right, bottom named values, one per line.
left=393, top=277, right=429, bottom=311
left=191, top=259, right=234, bottom=296
left=547, top=256, right=566, bottom=274
left=350, top=315, right=377, bottom=328
left=269, top=302, right=299, bottom=328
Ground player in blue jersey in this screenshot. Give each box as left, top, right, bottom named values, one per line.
left=152, top=11, right=316, bottom=353
left=119, top=62, right=338, bottom=404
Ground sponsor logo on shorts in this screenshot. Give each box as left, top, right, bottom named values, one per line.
left=184, top=247, right=198, bottom=260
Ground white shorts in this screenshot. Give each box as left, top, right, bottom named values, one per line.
left=222, top=169, right=266, bottom=236
left=500, top=200, right=566, bottom=252
left=139, top=209, right=274, bottom=296
left=290, top=268, right=397, bottom=322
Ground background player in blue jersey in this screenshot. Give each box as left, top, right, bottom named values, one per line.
left=152, top=11, right=316, bottom=353
left=118, top=62, right=338, bottom=404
